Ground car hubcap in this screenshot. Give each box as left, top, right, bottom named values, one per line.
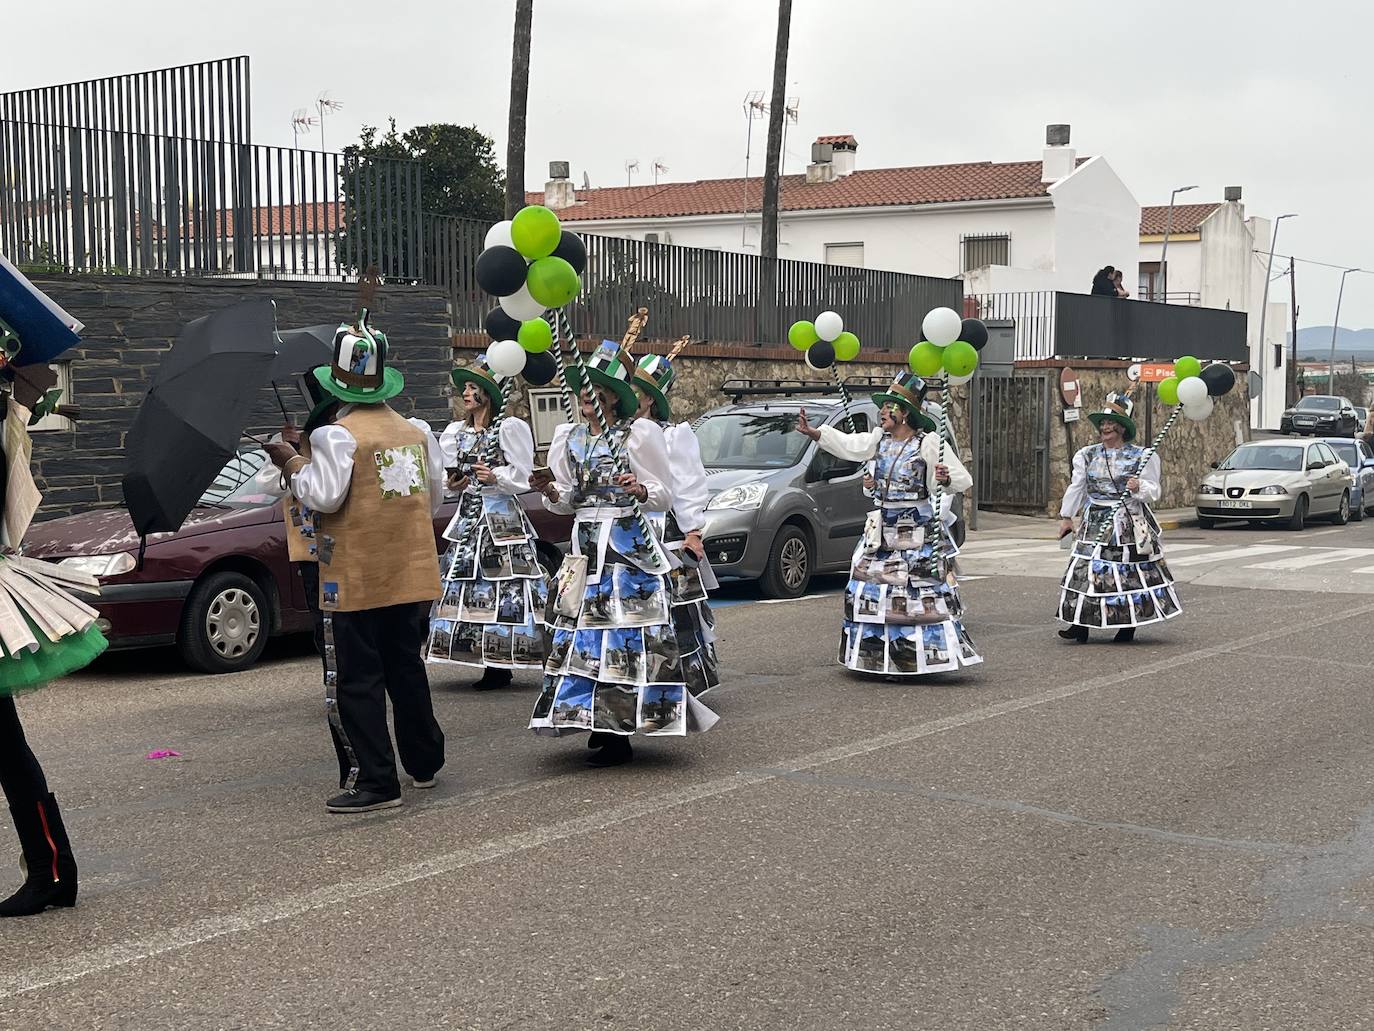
left=1342, top=497, right=1350, bottom=519
left=780, top=538, right=808, bottom=590
left=207, top=588, right=261, bottom=659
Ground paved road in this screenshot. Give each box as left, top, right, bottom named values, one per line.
left=3, top=530, right=1374, bottom=1029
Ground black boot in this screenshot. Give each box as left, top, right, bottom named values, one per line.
left=1057, top=625, right=1089, bottom=643
left=586, top=735, right=633, bottom=768
left=587, top=732, right=610, bottom=750
left=0, top=794, right=78, bottom=919
left=1113, top=627, right=1137, bottom=643
left=470, top=667, right=513, bottom=692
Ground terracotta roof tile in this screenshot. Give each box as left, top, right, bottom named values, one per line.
left=1139, top=202, right=1221, bottom=236
left=530, top=158, right=1079, bottom=222
left=815, top=134, right=857, bottom=147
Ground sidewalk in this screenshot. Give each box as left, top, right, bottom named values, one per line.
left=967, top=507, right=1197, bottom=541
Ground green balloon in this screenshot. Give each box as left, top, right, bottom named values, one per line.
left=941, top=340, right=978, bottom=377
left=909, top=340, right=944, bottom=377
left=788, top=320, right=818, bottom=351
left=1157, top=376, right=1180, bottom=406
left=510, top=205, right=562, bottom=259
left=517, top=318, right=553, bottom=353
left=525, top=256, right=581, bottom=308
left=833, top=331, right=861, bottom=362
left=1174, top=355, right=1202, bottom=380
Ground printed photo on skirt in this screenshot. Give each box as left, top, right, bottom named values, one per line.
left=482, top=493, right=530, bottom=546
left=460, top=582, right=498, bottom=623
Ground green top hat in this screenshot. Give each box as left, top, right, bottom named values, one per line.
left=632, top=354, right=676, bottom=422
left=872, top=371, right=937, bottom=433
left=1087, top=391, right=1138, bottom=441
left=450, top=353, right=506, bottom=411
left=566, top=340, right=639, bottom=420
left=312, top=309, right=405, bottom=405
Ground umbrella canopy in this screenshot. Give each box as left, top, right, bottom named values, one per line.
left=122, top=300, right=277, bottom=537
left=270, top=324, right=336, bottom=381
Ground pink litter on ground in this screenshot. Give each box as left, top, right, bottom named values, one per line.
left=145, top=750, right=181, bottom=760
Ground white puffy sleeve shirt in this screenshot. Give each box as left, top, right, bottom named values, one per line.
left=542, top=419, right=672, bottom=515
left=489, top=418, right=535, bottom=496
left=291, top=411, right=445, bottom=517
left=664, top=422, right=709, bottom=533
left=816, top=424, right=883, bottom=463
left=542, top=421, right=577, bottom=515
left=1059, top=447, right=1160, bottom=517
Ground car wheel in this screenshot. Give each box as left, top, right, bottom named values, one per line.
left=1284, top=494, right=1308, bottom=532
left=178, top=571, right=269, bottom=674
left=761, top=525, right=812, bottom=599
left=1352, top=494, right=1365, bottom=522
left=1197, top=515, right=1215, bottom=530
left=1330, top=490, right=1351, bottom=525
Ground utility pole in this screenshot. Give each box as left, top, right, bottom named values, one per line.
left=758, top=0, right=792, bottom=344
left=1288, top=257, right=1298, bottom=405
left=505, top=0, right=534, bottom=218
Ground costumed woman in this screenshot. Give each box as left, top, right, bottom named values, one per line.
left=529, top=340, right=718, bottom=767
left=630, top=351, right=720, bottom=697
left=425, top=354, right=546, bottom=689
left=796, top=371, right=982, bottom=677
left=0, top=261, right=108, bottom=916
left=1055, top=391, right=1180, bottom=643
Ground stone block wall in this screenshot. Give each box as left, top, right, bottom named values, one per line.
left=28, top=275, right=452, bottom=520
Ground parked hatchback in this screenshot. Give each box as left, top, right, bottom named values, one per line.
left=1279, top=395, right=1361, bottom=436
left=1195, top=439, right=1354, bottom=530
left=1320, top=436, right=1374, bottom=521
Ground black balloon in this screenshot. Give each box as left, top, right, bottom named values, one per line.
left=484, top=305, right=523, bottom=342
left=552, top=230, right=588, bottom=275
left=806, top=340, right=836, bottom=370
left=1200, top=362, right=1237, bottom=397
left=521, top=349, right=559, bottom=386
left=961, top=317, right=989, bottom=351
left=475, top=246, right=529, bottom=297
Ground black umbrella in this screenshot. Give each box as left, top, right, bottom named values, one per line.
left=271, top=324, right=336, bottom=381
left=122, top=300, right=278, bottom=538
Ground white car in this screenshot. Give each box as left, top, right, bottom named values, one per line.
left=1196, top=440, right=1355, bottom=530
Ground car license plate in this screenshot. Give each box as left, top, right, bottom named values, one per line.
left=1295, top=418, right=1314, bottom=425
left=1214, top=500, right=1252, bottom=509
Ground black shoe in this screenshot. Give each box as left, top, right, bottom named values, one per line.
left=1113, top=627, right=1137, bottom=643
left=0, top=794, right=78, bottom=919
left=326, top=789, right=403, bottom=814
left=586, top=736, right=633, bottom=768
left=587, top=732, right=610, bottom=750
left=1057, top=626, right=1089, bottom=643
left=471, top=668, right=513, bottom=692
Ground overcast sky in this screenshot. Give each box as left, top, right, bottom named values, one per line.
left=9, top=0, right=1372, bottom=330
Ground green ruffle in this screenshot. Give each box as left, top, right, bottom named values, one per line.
left=0, top=622, right=108, bottom=697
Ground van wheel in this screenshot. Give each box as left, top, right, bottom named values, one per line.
left=178, top=571, right=269, bottom=674
left=761, top=526, right=812, bottom=599
left=1284, top=495, right=1308, bottom=531
left=1330, top=490, right=1351, bottom=525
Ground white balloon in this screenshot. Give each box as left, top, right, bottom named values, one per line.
left=484, top=220, right=515, bottom=250
left=814, top=310, right=844, bottom=342
left=498, top=284, right=547, bottom=321
left=487, top=339, right=528, bottom=377
left=947, top=370, right=975, bottom=385
left=1177, top=376, right=1209, bottom=407
left=922, top=307, right=963, bottom=347
left=1183, top=394, right=1214, bottom=421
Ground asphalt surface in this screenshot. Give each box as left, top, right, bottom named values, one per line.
left=3, top=519, right=1374, bottom=1029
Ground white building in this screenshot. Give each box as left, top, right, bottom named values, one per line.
left=531, top=125, right=1141, bottom=304
left=1138, top=197, right=1288, bottom=429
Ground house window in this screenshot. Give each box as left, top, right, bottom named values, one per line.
left=529, top=388, right=574, bottom=451
left=960, top=233, right=1010, bottom=272
left=28, top=363, right=74, bottom=433
left=1139, top=261, right=1162, bottom=302
left=824, top=243, right=864, bottom=268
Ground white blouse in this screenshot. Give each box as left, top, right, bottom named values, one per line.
left=663, top=422, right=709, bottom=534
left=291, top=405, right=445, bottom=517
left=816, top=425, right=974, bottom=497
left=1059, top=446, right=1161, bottom=518
left=542, top=419, right=673, bottom=515
left=438, top=417, right=535, bottom=497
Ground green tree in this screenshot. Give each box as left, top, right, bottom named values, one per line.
left=335, top=120, right=505, bottom=275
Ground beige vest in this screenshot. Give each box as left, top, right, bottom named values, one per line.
left=283, top=437, right=316, bottom=564
left=315, top=405, right=441, bottom=613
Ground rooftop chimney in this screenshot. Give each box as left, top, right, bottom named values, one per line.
left=1041, top=124, right=1075, bottom=184
left=806, top=141, right=835, bottom=185
left=1224, top=185, right=1242, bottom=202
left=545, top=160, right=575, bottom=210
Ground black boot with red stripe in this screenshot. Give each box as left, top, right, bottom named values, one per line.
left=0, top=793, right=78, bottom=918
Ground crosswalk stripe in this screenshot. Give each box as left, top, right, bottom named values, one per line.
left=961, top=544, right=1068, bottom=560
left=1169, top=545, right=1303, bottom=567
left=1247, top=548, right=1374, bottom=571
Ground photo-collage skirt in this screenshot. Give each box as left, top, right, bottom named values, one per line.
left=1057, top=499, right=1182, bottom=630
left=840, top=502, right=983, bottom=677
left=426, top=489, right=549, bottom=671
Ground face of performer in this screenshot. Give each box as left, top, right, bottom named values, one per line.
left=1098, top=417, right=1126, bottom=447
left=880, top=402, right=911, bottom=435
left=634, top=388, right=655, bottom=420
left=581, top=385, right=622, bottom=426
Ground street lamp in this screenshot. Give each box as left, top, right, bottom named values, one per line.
left=1255, top=213, right=1296, bottom=420
left=1158, top=184, right=1197, bottom=302
left=1328, top=267, right=1363, bottom=394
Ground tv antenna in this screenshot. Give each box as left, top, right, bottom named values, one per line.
left=653, top=160, right=669, bottom=185
left=316, top=91, right=344, bottom=150
left=625, top=159, right=640, bottom=186
left=582, top=171, right=591, bottom=190
left=779, top=96, right=800, bottom=175
left=741, top=90, right=769, bottom=244
left=291, top=108, right=317, bottom=150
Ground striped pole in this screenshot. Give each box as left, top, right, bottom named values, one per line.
left=1090, top=404, right=1187, bottom=546
left=828, top=364, right=858, bottom=435
left=930, top=375, right=954, bottom=563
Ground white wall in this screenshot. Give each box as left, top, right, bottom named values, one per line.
left=1047, top=157, right=1141, bottom=300
left=1138, top=236, right=1202, bottom=299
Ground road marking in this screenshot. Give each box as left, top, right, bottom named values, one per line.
left=6, top=600, right=1373, bottom=1000
left=1247, top=547, right=1374, bottom=571
left=961, top=543, right=1068, bottom=560
left=1168, top=545, right=1302, bottom=567
left=758, top=592, right=841, bottom=605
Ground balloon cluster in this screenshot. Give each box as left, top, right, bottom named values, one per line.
left=907, top=308, right=989, bottom=384
left=475, top=205, right=587, bottom=385
left=1155, top=356, right=1236, bottom=421
left=787, top=311, right=862, bottom=369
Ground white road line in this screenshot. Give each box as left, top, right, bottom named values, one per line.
left=5, top=600, right=1374, bottom=1000
left=1168, top=545, right=1303, bottom=567
left=1352, top=567, right=1374, bottom=575
left=1247, top=548, right=1374, bottom=571
left=960, top=544, right=1068, bottom=560
left=758, top=592, right=840, bottom=605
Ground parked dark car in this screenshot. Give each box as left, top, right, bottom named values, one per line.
left=22, top=449, right=570, bottom=674
left=1279, top=395, right=1360, bottom=436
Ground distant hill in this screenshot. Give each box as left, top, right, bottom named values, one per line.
left=1291, top=326, right=1374, bottom=361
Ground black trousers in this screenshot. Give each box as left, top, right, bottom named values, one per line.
left=329, top=602, right=444, bottom=796
left=296, top=562, right=327, bottom=675
left=0, top=696, right=49, bottom=807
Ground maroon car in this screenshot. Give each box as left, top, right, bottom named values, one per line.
left=22, top=450, right=570, bottom=674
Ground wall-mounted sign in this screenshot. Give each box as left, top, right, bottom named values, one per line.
left=1137, top=363, right=1176, bottom=383
left=1059, top=367, right=1081, bottom=407
left=1063, top=407, right=1081, bottom=424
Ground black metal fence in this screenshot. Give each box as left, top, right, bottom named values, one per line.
left=1054, top=291, right=1247, bottom=361
left=967, top=291, right=1056, bottom=360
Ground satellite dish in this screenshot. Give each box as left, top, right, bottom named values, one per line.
left=582, top=172, right=591, bottom=190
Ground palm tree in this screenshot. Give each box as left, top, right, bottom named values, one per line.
left=505, top=0, right=535, bottom=218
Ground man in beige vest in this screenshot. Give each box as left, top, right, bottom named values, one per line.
left=266, top=312, right=445, bottom=814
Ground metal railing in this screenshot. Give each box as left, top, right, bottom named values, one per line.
left=966, top=291, right=1057, bottom=360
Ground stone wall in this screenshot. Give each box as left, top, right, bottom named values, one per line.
left=29, top=275, right=452, bottom=520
